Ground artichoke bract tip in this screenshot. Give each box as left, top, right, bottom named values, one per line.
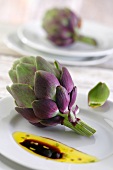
left=7, top=56, right=96, bottom=137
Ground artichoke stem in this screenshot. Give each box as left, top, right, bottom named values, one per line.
left=63, top=119, right=96, bottom=137
left=76, top=35, right=97, bottom=46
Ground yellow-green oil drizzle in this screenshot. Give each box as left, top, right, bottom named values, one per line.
left=13, top=131, right=98, bottom=164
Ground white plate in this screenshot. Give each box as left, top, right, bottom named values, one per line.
left=0, top=93, right=113, bottom=170
left=4, top=32, right=112, bottom=66
left=17, top=20, right=113, bottom=57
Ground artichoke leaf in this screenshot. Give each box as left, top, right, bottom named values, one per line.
left=12, top=60, right=20, bottom=70
left=34, top=70, right=60, bottom=100
left=36, top=56, right=60, bottom=78
left=20, top=56, right=36, bottom=65
left=60, top=67, right=74, bottom=93
left=54, top=60, right=62, bottom=73
left=32, top=99, right=58, bottom=119
left=15, top=107, right=40, bottom=123
left=88, top=82, right=110, bottom=108
left=41, top=115, right=62, bottom=126
left=69, top=86, right=77, bottom=110
left=6, top=86, right=13, bottom=96
left=10, top=83, right=36, bottom=108
left=16, top=63, right=36, bottom=86
left=9, top=69, right=17, bottom=83
left=56, top=85, right=69, bottom=113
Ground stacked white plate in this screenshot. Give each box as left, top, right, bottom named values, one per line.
left=4, top=20, right=113, bottom=66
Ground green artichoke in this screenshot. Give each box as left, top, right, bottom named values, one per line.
left=7, top=56, right=96, bottom=136
left=42, top=8, right=97, bottom=46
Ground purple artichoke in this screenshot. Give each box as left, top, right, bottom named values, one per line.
left=7, top=56, right=96, bottom=136
left=42, top=8, right=97, bottom=46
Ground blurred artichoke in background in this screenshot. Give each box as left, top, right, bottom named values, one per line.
left=7, top=56, right=96, bottom=137
left=42, top=8, right=97, bottom=46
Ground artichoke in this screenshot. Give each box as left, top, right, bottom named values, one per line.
left=42, top=8, right=97, bottom=46
left=7, top=56, right=96, bottom=137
